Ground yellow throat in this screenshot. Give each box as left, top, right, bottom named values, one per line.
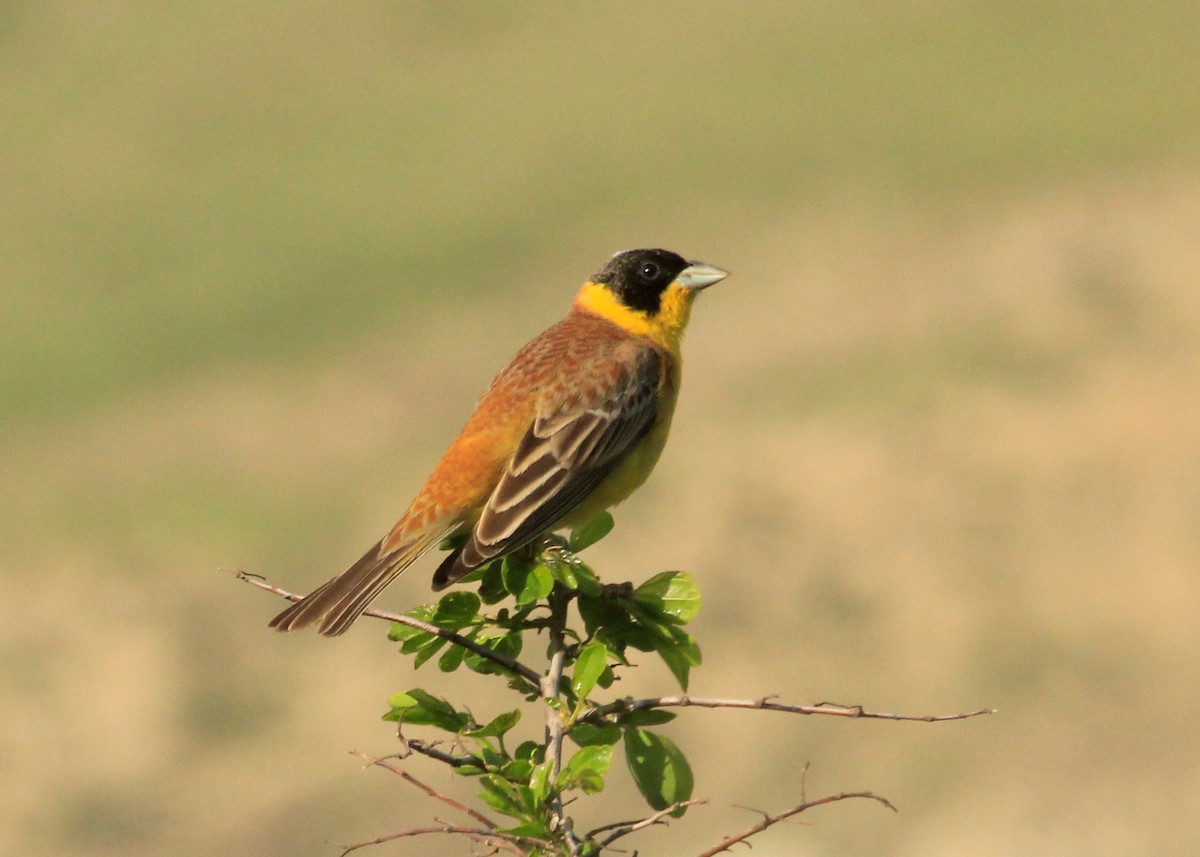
left=573, top=280, right=697, bottom=353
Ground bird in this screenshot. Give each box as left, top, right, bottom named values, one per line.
left=269, top=248, right=729, bottom=636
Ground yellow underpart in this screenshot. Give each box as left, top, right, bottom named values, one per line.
left=573, top=280, right=696, bottom=354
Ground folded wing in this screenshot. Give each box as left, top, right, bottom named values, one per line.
left=432, top=346, right=662, bottom=588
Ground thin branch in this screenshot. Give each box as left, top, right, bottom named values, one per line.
left=350, top=751, right=497, bottom=829
left=338, top=824, right=548, bottom=857
left=578, top=694, right=993, bottom=725
left=235, top=570, right=541, bottom=685
left=540, top=586, right=580, bottom=856
left=540, top=591, right=570, bottom=780
left=696, top=792, right=897, bottom=857
left=589, top=799, right=708, bottom=846
left=399, top=737, right=484, bottom=769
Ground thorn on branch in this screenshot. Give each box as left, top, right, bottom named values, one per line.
left=588, top=799, right=708, bottom=846
left=399, top=737, right=485, bottom=769
left=350, top=751, right=498, bottom=830
left=695, top=792, right=896, bottom=857
left=337, top=824, right=549, bottom=857
left=577, top=693, right=994, bottom=725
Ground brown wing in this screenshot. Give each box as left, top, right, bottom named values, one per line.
left=432, top=346, right=662, bottom=588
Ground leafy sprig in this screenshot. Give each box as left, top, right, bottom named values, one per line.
left=384, top=514, right=701, bottom=842
left=238, top=515, right=992, bottom=856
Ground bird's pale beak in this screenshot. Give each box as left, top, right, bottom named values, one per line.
left=675, top=262, right=730, bottom=291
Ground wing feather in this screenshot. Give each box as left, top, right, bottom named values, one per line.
left=431, top=346, right=662, bottom=588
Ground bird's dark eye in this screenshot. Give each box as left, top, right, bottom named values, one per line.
left=640, top=262, right=660, bottom=280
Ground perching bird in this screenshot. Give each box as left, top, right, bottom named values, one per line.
left=269, top=248, right=728, bottom=636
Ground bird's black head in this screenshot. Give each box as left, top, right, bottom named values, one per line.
left=591, top=248, right=691, bottom=316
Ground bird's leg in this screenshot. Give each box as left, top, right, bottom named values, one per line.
left=532, top=533, right=572, bottom=562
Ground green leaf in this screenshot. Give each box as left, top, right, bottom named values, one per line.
left=501, top=554, right=534, bottom=598
left=541, top=555, right=578, bottom=589
left=576, top=769, right=606, bottom=794
left=432, top=591, right=482, bottom=630
left=565, top=744, right=612, bottom=777
left=528, top=758, right=554, bottom=803
left=617, top=709, right=678, bottom=727
left=613, top=624, right=659, bottom=653
left=568, top=722, right=622, bottom=746
left=438, top=641, right=467, bottom=672
left=560, top=745, right=612, bottom=795
left=385, top=688, right=469, bottom=733
left=510, top=677, right=539, bottom=698
left=411, top=635, right=448, bottom=669
left=398, top=631, right=436, bottom=654
left=500, top=820, right=554, bottom=839
left=466, top=708, right=521, bottom=739
left=633, top=571, right=701, bottom=624
left=485, top=777, right=539, bottom=820
left=572, top=562, right=603, bottom=596
left=577, top=592, right=619, bottom=638
left=569, top=511, right=614, bottom=552
left=544, top=553, right=603, bottom=596
left=478, top=774, right=528, bottom=820
left=655, top=628, right=701, bottom=691
left=477, top=560, right=508, bottom=604
left=464, top=631, right=523, bottom=675
left=478, top=745, right=507, bottom=768
left=515, top=562, right=554, bottom=607
left=388, top=623, right=428, bottom=643
left=389, top=603, right=437, bottom=642
left=500, top=759, right=533, bottom=781
left=571, top=641, right=608, bottom=700
left=514, top=741, right=542, bottom=762
left=623, top=727, right=694, bottom=815
left=407, top=688, right=464, bottom=727
left=386, top=690, right=418, bottom=709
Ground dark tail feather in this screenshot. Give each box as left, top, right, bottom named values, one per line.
left=269, top=531, right=441, bottom=636
left=431, top=543, right=469, bottom=591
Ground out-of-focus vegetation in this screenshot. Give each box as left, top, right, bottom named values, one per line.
left=3, top=3, right=1199, bottom=856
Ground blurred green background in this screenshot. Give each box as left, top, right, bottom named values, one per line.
left=4, top=3, right=1200, bottom=855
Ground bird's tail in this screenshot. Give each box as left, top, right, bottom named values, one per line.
left=268, top=529, right=446, bottom=636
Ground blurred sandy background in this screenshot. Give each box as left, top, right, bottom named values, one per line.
left=4, top=3, right=1200, bottom=855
